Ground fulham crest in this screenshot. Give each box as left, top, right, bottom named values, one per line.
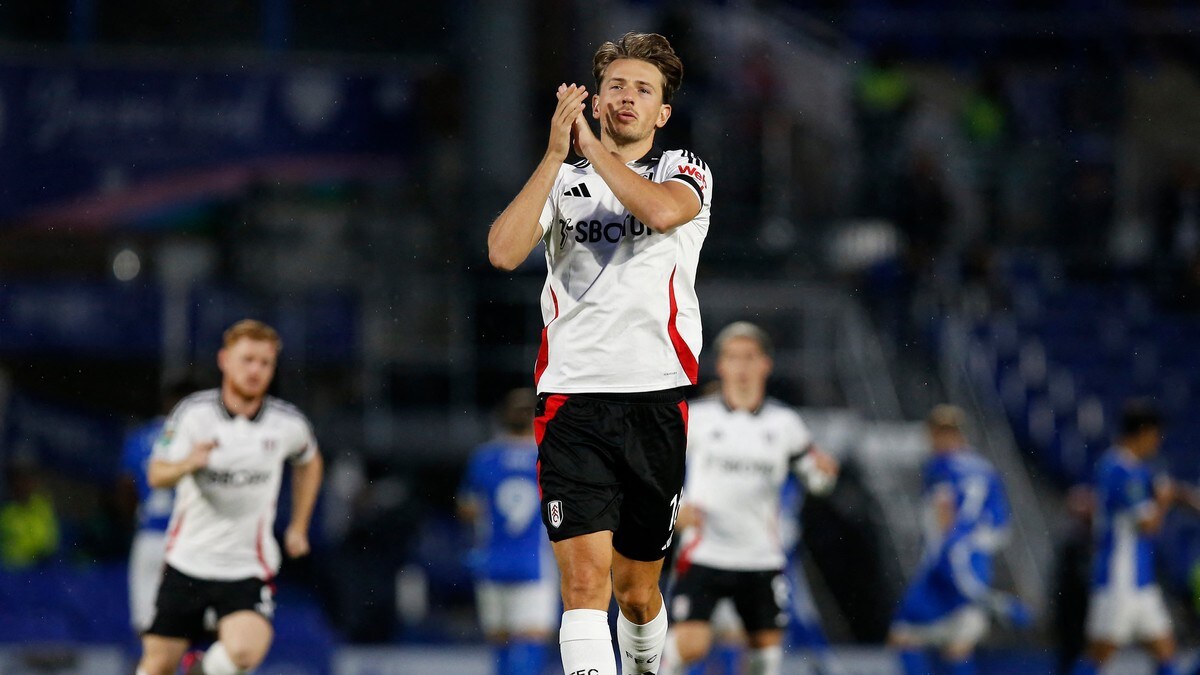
left=547, top=500, right=564, bottom=529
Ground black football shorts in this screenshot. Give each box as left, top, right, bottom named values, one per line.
left=669, top=564, right=791, bottom=633
left=535, top=388, right=688, bottom=562
left=145, top=565, right=275, bottom=640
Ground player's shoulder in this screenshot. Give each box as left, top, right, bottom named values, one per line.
left=760, top=398, right=805, bottom=425
left=167, top=389, right=220, bottom=422
left=263, top=396, right=315, bottom=430
left=661, top=147, right=710, bottom=168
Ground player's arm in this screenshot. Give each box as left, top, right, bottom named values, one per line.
left=487, top=84, right=590, bottom=271
left=573, top=119, right=701, bottom=233
left=790, top=443, right=839, bottom=497
left=285, top=451, right=323, bottom=558
left=148, top=440, right=216, bottom=488
left=931, top=484, right=957, bottom=534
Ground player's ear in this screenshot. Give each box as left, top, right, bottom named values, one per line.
left=217, top=347, right=228, bottom=374
left=655, top=103, right=672, bottom=129
left=592, top=93, right=600, bottom=119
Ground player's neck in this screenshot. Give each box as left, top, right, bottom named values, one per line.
left=220, top=384, right=265, bottom=419
left=722, top=386, right=765, bottom=413
left=602, top=133, right=655, bottom=164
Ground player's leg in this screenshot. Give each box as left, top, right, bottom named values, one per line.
left=663, top=621, right=714, bottom=674
left=476, top=581, right=512, bottom=674
left=888, top=625, right=933, bottom=675
left=197, top=576, right=276, bottom=674
left=129, top=531, right=167, bottom=633
left=937, top=606, right=987, bottom=675
left=201, top=610, right=273, bottom=674
left=708, top=598, right=747, bottom=674
left=734, top=571, right=789, bottom=675
left=554, top=531, right=618, bottom=675
left=1140, top=585, right=1178, bottom=675
left=1071, top=641, right=1115, bottom=675
left=612, top=392, right=689, bottom=674
left=502, top=578, right=558, bottom=675
left=535, top=393, right=625, bottom=675
left=662, top=565, right=730, bottom=675
left=1073, top=590, right=1124, bottom=674
left=137, top=634, right=189, bottom=675
left=613, top=550, right=669, bottom=673
left=138, top=565, right=205, bottom=675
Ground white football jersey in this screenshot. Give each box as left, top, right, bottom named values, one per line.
left=534, top=148, right=713, bottom=394
left=153, top=389, right=319, bottom=581
left=679, top=396, right=813, bottom=571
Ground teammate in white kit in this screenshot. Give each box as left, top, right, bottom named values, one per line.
left=488, top=31, right=712, bottom=675
left=136, top=320, right=324, bottom=675
left=660, top=322, right=838, bottom=675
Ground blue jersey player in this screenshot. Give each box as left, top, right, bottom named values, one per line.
left=118, top=379, right=195, bottom=633
left=888, top=405, right=1029, bottom=675
left=457, top=389, right=557, bottom=675
left=1072, top=401, right=1178, bottom=675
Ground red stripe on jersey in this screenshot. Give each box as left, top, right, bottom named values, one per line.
left=675, top=530, right=702, bottom=575
left=534, top=394, right=568, bottom=447
left=677, top=399, right=689, bottom=435
left=534, top=287, right=560, bottom=387
left=165, top=511, right=186, bottom=553
left=666, top=267, right=699, bottom=384
left=256, top=517, right=274, bottom=582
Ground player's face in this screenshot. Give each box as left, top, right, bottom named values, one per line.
left=1132, top=427, right=1163, bottom=458
left=218, top=337, right=278, bottom=400
left=593, top=58, right=672, bottom=146
left=716, top=336, right=772, bottom=389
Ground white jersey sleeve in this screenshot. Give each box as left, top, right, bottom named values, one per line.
left=660, top=149, right=713, bottom=212
left=153, top=391, right=216, bottom=463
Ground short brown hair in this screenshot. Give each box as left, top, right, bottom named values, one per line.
left=223, top=319, right=282, bottom=351
left=593, top=32, right=684, bottom=104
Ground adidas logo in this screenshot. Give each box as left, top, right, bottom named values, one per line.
left=563, top=183, right=592, bottom=198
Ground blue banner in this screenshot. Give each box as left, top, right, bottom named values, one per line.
left=0, top=55, right=412, bottom=222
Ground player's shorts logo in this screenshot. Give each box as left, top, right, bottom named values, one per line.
left=548, top=500, right=564, bottom=528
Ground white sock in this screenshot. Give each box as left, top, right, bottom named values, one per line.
left=747, top=645, right=783, bottom=675
left=201, top=643, right=245, bottom=675
left=560, top=608, right=617, bottom=675
left=616, top=598, right=668, bottom=674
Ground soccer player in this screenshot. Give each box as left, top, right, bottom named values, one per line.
left=135, top=320, right=323, bottom=675
left=487, top=31, right=713, bottom=675
left=1071, top=402, right=1178, bottom=675
left=660, top=322, right=839, bottom=675
left=457, top=388, right=557, bottom=675
left=118, top=378, right=199, bottom=634
left=888, top=404, right=1029, bottom=675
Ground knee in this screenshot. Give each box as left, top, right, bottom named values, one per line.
left=560, top=567, right=610, bottom=609
left=225, top=643, right=264, bottom=671
left=612, top=581, right=658, bottom=615
left=136, top=656, right=174, bottom=675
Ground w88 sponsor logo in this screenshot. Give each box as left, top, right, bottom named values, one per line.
left=558, top=214, right=652, bottom=247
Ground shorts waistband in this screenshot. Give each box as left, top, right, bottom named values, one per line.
left=549, top=388, right=685, bottom=405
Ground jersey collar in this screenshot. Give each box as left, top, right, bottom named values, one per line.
left=721, top=395, right=766, bottom=416
left=630, top=146, right=663, bottom=166
left=218, top=395, right=267, bottom=423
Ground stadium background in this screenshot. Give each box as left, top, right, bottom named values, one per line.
left=0, top=0, right=1198, bottom=672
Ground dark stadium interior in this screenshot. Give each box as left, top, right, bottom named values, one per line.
left=0, top=0, right=1199, bottom=672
